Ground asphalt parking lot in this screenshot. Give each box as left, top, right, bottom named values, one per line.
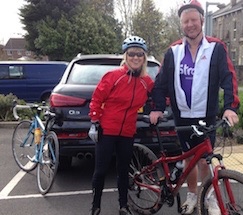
left=1, top=122, right=243, bottom=215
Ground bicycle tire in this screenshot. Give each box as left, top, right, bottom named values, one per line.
left=198, top=169, right=243, bottom=215
left=128, top=143, right=164, bottom=215
left=37, top=131, right=59, bottom=195
left=12, top=120, right=38, bottom=172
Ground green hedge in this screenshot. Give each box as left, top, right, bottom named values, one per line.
left=0, top=93, right=32, bottom=121
left=219, top=90, right=243, bottom=129
left=237, top=91, right=243, bottom=129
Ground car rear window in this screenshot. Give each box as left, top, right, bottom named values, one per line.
left=66, top=60, right=159, bottom=85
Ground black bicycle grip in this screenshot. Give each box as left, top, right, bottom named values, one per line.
left=175, top=126, right=192, bottom=132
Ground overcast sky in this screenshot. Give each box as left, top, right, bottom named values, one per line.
left=0, top=0, right=231, bottom=45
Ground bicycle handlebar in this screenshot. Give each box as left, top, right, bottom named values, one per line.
left=137, top=114, right=168, bottom=123
left=175, top=118, right=231, bottom=137
left=137, top=114, right=149, bottom=122
left=13, top=103, right=52, bottom=120
left=139, top=115, right=230, bottom=137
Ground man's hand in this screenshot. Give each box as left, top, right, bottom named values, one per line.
left=149, top=111, right=163, bottom=125
left=88, top=122, right=100, bottom=143
left=223, top=109, right=239, bottom=126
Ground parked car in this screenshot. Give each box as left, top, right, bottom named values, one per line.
left=0, top=61, right=68, bottom=102
left=50, top=54, right=180, bottom=169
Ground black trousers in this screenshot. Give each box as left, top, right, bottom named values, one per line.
left=91, top=135, right=134, bottom=209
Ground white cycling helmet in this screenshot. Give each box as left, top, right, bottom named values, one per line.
left=122, top=36, right=148, bottom=53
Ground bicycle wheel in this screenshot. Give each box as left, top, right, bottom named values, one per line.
left=128, top=143, right=164, bottom=215
left=12, top=120, right=38, bottom=172
left=37, top=131, right=59, bottom=195
left=198, top=169, right=243, bottom=215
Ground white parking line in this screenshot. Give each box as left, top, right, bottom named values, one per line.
left=0, top=165, right=196, bottom=201
left=0, top=183, right=193, bottom=200
left=0, top=161, right=36, bottom=198
left=0, top=169, right=27, bottom=198
left=0, top=188, right=118, bottom=200
left=0, top=166, right=119, bottom=200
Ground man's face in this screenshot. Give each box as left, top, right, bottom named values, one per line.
left=180, top=9, right=204, bottom=40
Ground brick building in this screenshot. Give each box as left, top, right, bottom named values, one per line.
left=212, top=0, right=243, bottom=83
left=0, top=38, right=48, bottom=61
left=1, top=38, right=35, bottom=60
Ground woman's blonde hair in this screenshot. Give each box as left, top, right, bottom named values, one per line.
left=120, top=49, right=148, bottom=77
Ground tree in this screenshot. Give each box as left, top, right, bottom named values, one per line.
left=20, top=0, right=80, bottom=57
left=20, top=0, right=181, bottom=61
left=164, top=8, right=182, bottom=45
left=132, top=0, right=168, bottom=60
left=115, top=0, right=141, bottom=37
left=20, top=0, right=123, bottom=60
left=87, top=0, right=114, bottom=17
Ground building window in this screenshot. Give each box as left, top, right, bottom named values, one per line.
left=239, top=44, right=243, bottom=66
left=218, top=23, right=223, bottom=39
left=231, top=51, right=236, bottom=64
left=26, top=51, right=31, bottom=56
left=7, top=50, right=12, bottom=56
left=17, top=50, right=22, bottom=55
left=233, top=20, right=237, bottom=40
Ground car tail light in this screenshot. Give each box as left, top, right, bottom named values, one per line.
left=57, top=131, right=88, bottom=139
left=152, top=130, right=177, bottom=137
left=50, top=93, right=86, bottom=107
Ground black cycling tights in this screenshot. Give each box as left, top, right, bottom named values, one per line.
left=91, top=135, right=134, bottom=209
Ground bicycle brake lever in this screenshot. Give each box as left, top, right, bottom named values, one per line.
left=222, top=117, right=231, bottom=127
left=191, top=125, right=204, bottom=136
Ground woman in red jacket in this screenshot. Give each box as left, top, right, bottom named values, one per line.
left=88, top=36, right=154, bottom=215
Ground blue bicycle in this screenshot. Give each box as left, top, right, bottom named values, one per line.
left=12, top=102, right=59, bottom=195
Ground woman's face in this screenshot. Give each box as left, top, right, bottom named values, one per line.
left=126, top=47, right=145, bottom=71
left=180, top=9, right=203, bottom=40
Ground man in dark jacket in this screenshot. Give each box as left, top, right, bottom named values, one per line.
left=150, top=0, right=239, bottom=214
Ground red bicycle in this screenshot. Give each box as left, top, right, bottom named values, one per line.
left=128, top=115, right=243, bottom=214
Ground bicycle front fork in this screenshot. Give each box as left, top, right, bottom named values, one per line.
left=208, top=154, right=235, bottom=214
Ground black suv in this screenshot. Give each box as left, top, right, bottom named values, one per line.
left=50, top=54, right=180, bottom=169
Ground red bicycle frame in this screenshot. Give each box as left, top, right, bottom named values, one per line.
left=134, top=137, right=236, bottom=214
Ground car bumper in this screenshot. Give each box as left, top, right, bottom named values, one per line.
left=52, top=119, right=181, bottom=157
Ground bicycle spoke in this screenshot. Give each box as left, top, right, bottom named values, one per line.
left=37, top=131, right=59, bottom=195
left=199, top=170, right=243, bottom=215
left=12, top=120, right=38, bottom=172
left=128, top=144, right=163, bottom=214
